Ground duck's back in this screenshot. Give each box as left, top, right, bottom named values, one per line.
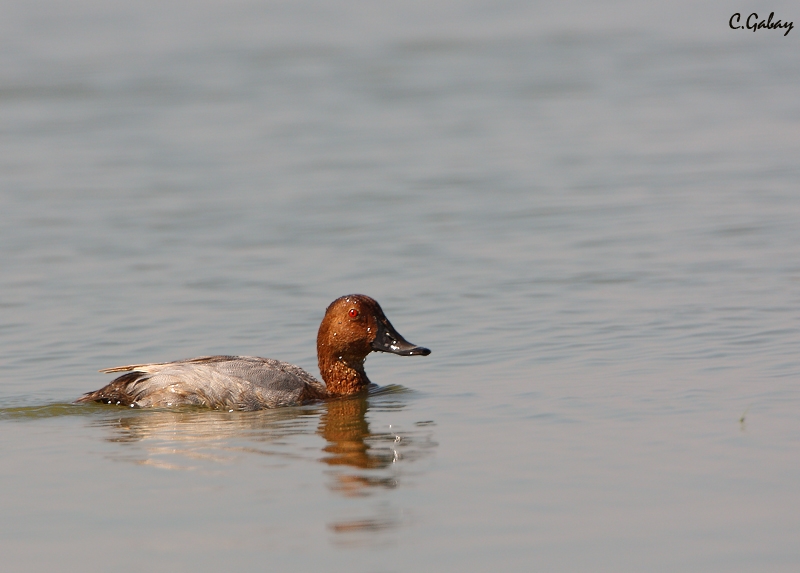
left=78, top=355, right=327, bottom=410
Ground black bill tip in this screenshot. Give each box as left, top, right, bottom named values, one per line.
left=408, top=346, right=431, bottom=356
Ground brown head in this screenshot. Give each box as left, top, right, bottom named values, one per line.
left=316, top=294, right=431, bottom=396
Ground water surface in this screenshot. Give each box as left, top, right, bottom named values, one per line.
left=2, top=1, right=800, bottom=571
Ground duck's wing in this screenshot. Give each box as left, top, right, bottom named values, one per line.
left=98, top=355, right=241, bottom=374
left=212, top=356, right=321, bottom=388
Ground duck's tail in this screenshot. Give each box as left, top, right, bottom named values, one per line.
left=75, top=371, right=143, bottom=407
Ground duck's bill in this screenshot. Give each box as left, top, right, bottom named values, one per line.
left=371, top=318, right=431, bottom=356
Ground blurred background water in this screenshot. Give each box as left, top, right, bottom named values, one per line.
left=1, top=1, right=800, bottom=571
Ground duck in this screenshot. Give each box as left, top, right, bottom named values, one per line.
left=76, top=295, right=430, bottom=410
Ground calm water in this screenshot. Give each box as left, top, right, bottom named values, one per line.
left=2, top=1, right=800, bottom=571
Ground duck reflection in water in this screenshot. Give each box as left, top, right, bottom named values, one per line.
left=90, top=391, right=435, bottom=497
left=319, top=396, right=403, bottom=497
left=87, top=393, right=435, bottom=535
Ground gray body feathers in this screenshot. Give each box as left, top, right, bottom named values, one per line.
left=78, top=355, right=328, bottom=410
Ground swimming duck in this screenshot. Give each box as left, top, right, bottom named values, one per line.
left=77, top=295, right=430, bottom=410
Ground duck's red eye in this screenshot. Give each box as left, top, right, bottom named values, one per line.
left=348, top=308, right=358, bottom=318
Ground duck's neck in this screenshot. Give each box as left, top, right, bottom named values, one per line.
left=318, top=354, right=371, bottom=396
